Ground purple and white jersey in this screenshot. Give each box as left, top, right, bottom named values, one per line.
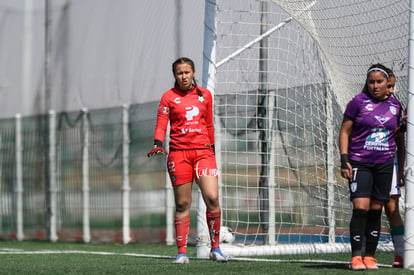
left=344, top=92, right=402, bottom=164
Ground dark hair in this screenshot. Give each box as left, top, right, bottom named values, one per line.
left=366, top=63, right=390, bottom=79
left=172, top=57, right=203, bottom=97
left=362, top=63, right=390, bottom=93
left=384, top=66, right=395, bottom=78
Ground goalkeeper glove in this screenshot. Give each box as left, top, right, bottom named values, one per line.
left=147, top=140, right=167, bottom=158
left=147, top=146, right=167, bottom=158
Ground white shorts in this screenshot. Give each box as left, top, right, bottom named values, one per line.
left=390, top=165, right=401, bottom=196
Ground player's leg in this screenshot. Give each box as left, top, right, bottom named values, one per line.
left=349, top=197, right=369, bottom=270
left=198, top=175, right=228, bottom=262
left=348, top=162, right=372, bottom=270
left=385, top=196, right=404, bottom=267
left=195, top=149, right=227, bottom=262
left=198, top=175, right=220, bottom=245
left=172, top=182, right=192, bottom=263
left=364, top=162, right=393, bottom=269
left=385, top=165, right=404, bottom=267
left=168, top=151, right=193, bottom=264
left=363, top=199, right=384, bottom=269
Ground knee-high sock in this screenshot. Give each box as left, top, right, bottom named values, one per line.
left=207, top=208, right=221, bottom=249
left=175, top=216, right=190, bottom=254
left=365, top=209, right=382, bottom=257
left=390, top=225, right=404, bottom=258
left=350, top=209, right=368, bottom=257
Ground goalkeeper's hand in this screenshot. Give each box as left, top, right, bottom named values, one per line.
left=147, top=146, right=167, bottom=158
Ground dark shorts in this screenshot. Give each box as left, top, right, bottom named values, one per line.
left=167, top=149, right=218, bottom=186
left=348, top=161, right=393, bottom=202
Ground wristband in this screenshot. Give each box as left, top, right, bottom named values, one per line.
left=340, top=154, right=349, bottom=169
left=154, top=139, right=163, bottom=147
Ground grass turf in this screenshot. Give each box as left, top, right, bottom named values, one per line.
left=0, top=241, right=411, bottom=274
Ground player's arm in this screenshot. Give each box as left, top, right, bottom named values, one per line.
left=398, top=107, right=407, bottom=133
left=395, top=125, right=406, bottom=186
left=148, top=97, right=169, bottom=158
left=339, top=115, right=353, bottom=180
left=205, top=91, right=215, bottom=151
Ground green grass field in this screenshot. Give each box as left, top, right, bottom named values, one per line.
left=0, top=240, right=412, bottom=274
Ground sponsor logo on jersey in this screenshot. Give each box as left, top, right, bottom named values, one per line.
left=185, top=106, right=199, bottom=121
left=364, top=128, right=389, bottom=151
left=374, top=115, right=390, bottom=125
left=365, top=103, right=373, bottom=111
left=390, top=106, right=396, bottom=115
left=181, top=128, right=201, bottom=134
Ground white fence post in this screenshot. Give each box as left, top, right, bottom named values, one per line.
left=15, top=113, right=24, bottom=241
left=122, top=104, right=131, bottom=244
left=82, top=108, right=91, bottom=243
left=326, top=86, right=336, bottom=244
left=48, top=110, right=58, bottom=242
left=165, top=124, right=174, bottom=245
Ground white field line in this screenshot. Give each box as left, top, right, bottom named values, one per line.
left=0, top=248, right=172, bottom=259
left=0, top=248, right=393, bottom=268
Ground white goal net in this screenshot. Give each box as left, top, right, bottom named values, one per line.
left=197, top=0, right=409, bottom=257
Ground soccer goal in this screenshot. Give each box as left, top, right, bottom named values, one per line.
left=196, top=0, right=410, bottom=257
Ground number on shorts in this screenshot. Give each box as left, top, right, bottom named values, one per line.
left=167, top=161, right=175, bottom=173
left=352, top=167, right=358, bottom=182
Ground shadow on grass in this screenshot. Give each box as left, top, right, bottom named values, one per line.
left=300, top=263, right=349, bottom=270
left=302, top=263, right=399, bottom=273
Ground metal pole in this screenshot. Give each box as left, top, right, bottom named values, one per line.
left=22, top=0, right=33, bottom=115
left=44, top=0, right=52, bottom=241
left=196, top=0, right=217, bottom=258
left=325, top=85, right=336, bottom=244
left=15, top=114, right=24, bottom=241
left=404, top=0, right=414, bottom=269
left=45, top=0, right=51, bottom=112
left=82, top=108, right=91, bottom=243
left=258, top=0, right=272, bottom=244
left=122, top=104, right=131, bottom=244
left=165, top=122, right=174, bottom=246
left=175, top=0, right=182, bottom=58
left=48, top=110, right=58, bottom=242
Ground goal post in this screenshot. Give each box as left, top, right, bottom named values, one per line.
left=404, top=0, right=414, bottom=269
left=198, top=0, right=408, bottom=258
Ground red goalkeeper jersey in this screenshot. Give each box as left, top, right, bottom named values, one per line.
left=154, top=86, right=215, bottom=150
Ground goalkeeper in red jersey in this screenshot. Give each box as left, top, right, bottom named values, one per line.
left=148, top=57, right=227, bottom=264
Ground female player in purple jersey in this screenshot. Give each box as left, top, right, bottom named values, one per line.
left=339, top=64, right=403, bottom=270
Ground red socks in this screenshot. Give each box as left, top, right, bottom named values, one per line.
left=175, top=216, right=190, bottom=254
left=207, top=208, right=221, bottom=249
left=175, top=209, right=221, bottom=253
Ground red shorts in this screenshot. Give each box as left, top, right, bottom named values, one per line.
left=167, top=149, right=218, bottom=186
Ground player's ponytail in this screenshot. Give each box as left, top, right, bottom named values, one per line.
left=193, top=79, right=203, bottom=97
